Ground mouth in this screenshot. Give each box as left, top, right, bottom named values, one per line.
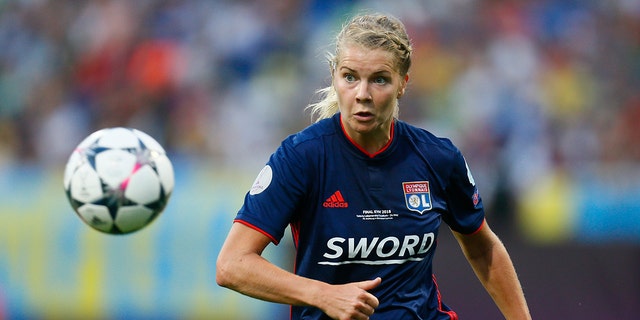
left=353, top=111, right=374, bottom=122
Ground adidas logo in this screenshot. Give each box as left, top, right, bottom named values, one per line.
left=323, top=190, right=349, bottom=208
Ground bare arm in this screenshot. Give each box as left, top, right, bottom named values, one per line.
left=216, top=222, right=381, bottom=320
left=452, top=220, right=531, bottom=319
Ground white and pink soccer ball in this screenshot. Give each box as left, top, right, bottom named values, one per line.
left=63, top=127, right=174, bottom=234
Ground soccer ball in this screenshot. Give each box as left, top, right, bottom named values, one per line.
left=63, top=127, right=174, bottom=234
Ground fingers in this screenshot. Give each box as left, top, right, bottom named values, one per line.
left=355, top=277, right=382, bottom=291
left=321, top=278, right=382, bottom=320
left=354, top=277, right=381, bottom=310
left=353, top=278, right=381, bottom=318
left=355, top=298, right=376, bottom=318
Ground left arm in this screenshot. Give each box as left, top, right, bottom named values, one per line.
left=452, top=219, right=531, bottom=319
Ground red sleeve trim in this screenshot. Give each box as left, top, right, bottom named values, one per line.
left=467, top=218, right=486, bottom=236
left=233, top=219, right=279, bottom=245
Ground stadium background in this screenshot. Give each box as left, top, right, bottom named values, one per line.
left=0, top=0, right=639, bottom=319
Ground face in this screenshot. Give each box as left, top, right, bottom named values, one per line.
left=334, top=44, right=408, bottom=148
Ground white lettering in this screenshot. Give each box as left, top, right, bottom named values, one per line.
left=399, top=235, right=420, bottom=256
left=418, top=233, right=434, bottom=254
left=320, top=233, right=435, bottom=265
left=348, top=237, right=378, bottom=259
left=323, top=237, right=344, bottom=259
left=376, top=237, right=400, bottom=258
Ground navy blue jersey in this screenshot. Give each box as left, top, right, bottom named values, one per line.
left=235, top=113, right=485, bottom=320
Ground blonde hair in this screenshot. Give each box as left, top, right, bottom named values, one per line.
left=307, top=13, right=413, bottom=122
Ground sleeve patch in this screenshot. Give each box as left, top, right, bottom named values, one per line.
left=249, top=165, right=273, bottom=195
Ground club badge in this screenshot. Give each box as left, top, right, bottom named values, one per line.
left=403, top=181, right=432, bottom=214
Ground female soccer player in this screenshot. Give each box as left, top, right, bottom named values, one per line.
left=217, top=13, right=531, bottom=320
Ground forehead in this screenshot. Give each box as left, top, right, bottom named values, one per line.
left=337, top=44, right=398, bottom=74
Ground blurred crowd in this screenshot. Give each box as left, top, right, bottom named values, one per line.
left=0, top=0, right=639, bottom=232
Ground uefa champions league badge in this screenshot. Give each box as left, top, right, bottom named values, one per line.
left=250, top=165, right=272, bottom=195
left=403, top=181, right=432, bottom=214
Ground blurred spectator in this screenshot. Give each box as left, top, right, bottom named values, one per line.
left=0, top=0, right=638, bottom=240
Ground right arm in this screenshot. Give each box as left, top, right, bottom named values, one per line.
left=216, top=222, right=381, bottom=320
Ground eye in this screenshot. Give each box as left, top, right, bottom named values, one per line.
left=373, top=76, right=388, bottom=84
left=344, top=73, right=356, bottom=82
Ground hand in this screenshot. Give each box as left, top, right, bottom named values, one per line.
left=319, top=277, right=382, bottom=320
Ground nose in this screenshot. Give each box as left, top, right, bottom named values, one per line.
left=355, top=82, right=372, bottom=102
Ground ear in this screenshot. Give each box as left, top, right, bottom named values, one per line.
left=398, top=74, right=409, bottom=99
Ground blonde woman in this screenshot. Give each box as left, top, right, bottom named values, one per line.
left=217, top=13, right=531, bottom=320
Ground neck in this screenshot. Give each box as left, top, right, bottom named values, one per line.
left=340, top=120, right=394, bottom=157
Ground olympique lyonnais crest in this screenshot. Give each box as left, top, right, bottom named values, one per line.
left=403, top=181, right=432, bottom=214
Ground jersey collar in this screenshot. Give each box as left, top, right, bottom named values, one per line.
left=338, top=114, right=395, bottom=158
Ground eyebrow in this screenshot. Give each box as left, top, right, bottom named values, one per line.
left=338, top=66, right=393, bottom=75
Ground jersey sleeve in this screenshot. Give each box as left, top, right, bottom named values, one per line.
left=235, top=135, right=309, bottom=244
left=442, top=149, right=486, bottom=234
